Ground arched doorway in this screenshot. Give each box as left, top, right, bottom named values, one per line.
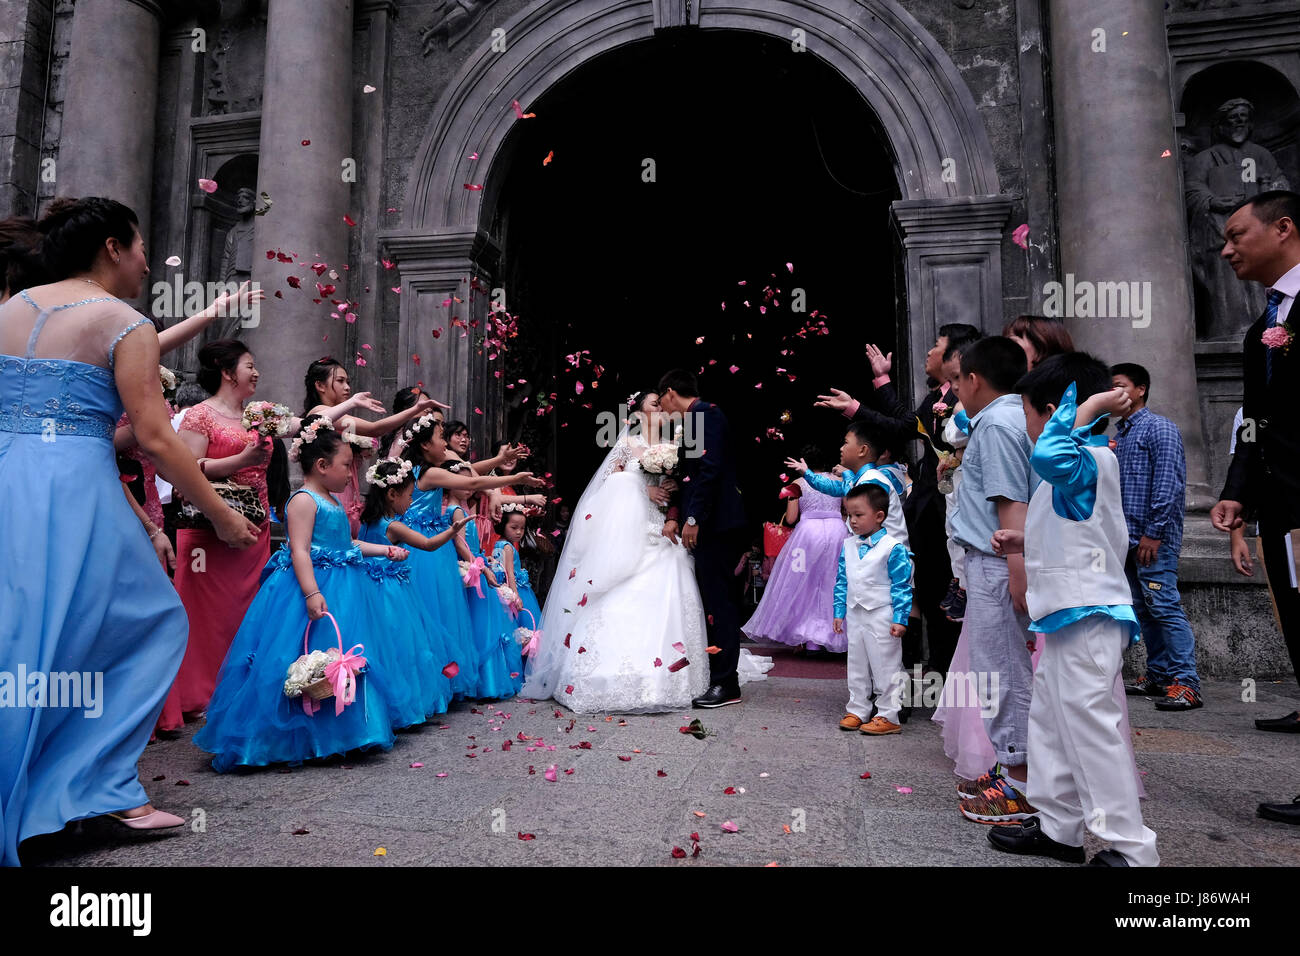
left=383, top=0, right=1011, bottom=499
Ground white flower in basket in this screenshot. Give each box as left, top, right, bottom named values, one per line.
left=284, top=613, right=368, bottom=717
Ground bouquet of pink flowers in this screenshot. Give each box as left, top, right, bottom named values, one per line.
left=497, top=585, right=523, bottom=617
left=242, top=401, right=293, bottom=437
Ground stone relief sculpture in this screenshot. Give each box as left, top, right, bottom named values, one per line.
left=421, top=0, right=499, bottom=52
left=1185, top=97, right=1290, bottom=340
left=219, top=185, right=257, bottom=284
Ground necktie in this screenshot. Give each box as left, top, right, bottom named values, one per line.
left=1264, top=288, right=1285, bottom=384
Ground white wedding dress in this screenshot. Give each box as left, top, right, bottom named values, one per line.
left=521, top=431, right=714, bottom=713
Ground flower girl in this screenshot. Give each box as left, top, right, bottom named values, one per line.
left=359, top=456, right=472, bottom=718
left=445, top=476, right=525, bottom=700
left=194, top=417, right=404, bottom=771
left=492, top=504, right=544, bottom=632
left=398, top=413, right=546, bottom=699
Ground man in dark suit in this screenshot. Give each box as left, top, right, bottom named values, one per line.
left=1210, top=189, right=1300, bottom=826
left=659, top=369, right=749, bottom=708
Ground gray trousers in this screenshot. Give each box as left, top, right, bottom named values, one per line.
left=963, top=550, right=1034, bottom=767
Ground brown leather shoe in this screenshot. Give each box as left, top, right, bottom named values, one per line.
left=859, top=716, right=902, bottom=735
left=839, top=713, right=867, bottom=730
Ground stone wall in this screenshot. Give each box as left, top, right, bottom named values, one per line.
left=0, top=0, right=54, bottom=218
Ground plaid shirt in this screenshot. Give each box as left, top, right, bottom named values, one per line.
left=1113, top=407, right=1186, bottom=553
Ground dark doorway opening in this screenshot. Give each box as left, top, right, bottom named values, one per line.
left=491, top=29, right=902, bottom=530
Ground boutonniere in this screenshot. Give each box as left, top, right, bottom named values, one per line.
left=1262, top=321, right=1294, bottom=353
left=932, top=400, right=951, bottom=417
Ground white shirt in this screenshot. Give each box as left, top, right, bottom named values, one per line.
left=155, top=407, right=190, bottom=505
left=1267, top=260, right=1300, bottom=327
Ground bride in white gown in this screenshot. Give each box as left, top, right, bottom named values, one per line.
left=522, top=391, right=769, bottom=713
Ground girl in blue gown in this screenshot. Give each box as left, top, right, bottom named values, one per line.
left=396, top=413, right=545, bottom=699
left=194, top=419, right=406, bottom=771
left=358, top=456, right=471, bottom=718
left=445, top=482, right=524, bottom=699
left=492, top=506, right=545, bottom=637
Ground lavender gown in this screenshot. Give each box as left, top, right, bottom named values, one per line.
left=741, top=478, right=850, bottom=653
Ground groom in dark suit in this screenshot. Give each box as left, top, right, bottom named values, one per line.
left=658, top=369, right=749, bottom=708
left=1210, top=190, right=1300, bottom=826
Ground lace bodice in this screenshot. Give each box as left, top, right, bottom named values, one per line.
left=602, top=436, right=669, bottom=537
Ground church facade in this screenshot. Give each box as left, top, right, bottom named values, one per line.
left=1, top=0, right=1296, bottom=677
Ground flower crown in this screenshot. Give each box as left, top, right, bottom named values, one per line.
left=366, top=457, right=414, bottom=488
left=288, top=417, right=335, bottom=461
left=404, top=412, right=440, bottom=442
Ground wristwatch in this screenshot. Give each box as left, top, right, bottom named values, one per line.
left=686, top=516, right=697, bottom=527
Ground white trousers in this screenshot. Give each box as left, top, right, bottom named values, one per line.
left=845, top=604, right=905, bottom=723
left=944, top=469, right=965, bottom=589
left=1027, top=615, right=1159, bottom=866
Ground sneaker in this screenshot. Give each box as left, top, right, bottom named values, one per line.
left=959, top=778, right=1038, bottom=825
left=1154, top=683, right=1203, bottom=711
left=944, top=586, right=966, bottom=622
left=1124, top=676, right=1167, bottom=697
left=955, top=762, right=1008, bottom=801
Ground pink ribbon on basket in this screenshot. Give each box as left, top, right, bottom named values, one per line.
left=517, top=607, right=542, bottom=658
left=301, top=613, right=368, bottom=717
left=461, top=555, right=487, bottom=598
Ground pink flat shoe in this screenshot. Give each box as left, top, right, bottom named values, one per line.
left=106, top=809, right=186, bottom=830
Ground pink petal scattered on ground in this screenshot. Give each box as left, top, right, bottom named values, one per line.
left=409, top=762, right=424, bottom=769
left=723, top=787, right=736, bottom=795
left=518, top=832, right=536, bottom=841
left=544, top=765, right=558, bottom=782
left=657, top=770, right=667, bottom=777
left=859, top=771, right=871, bottom=779
left=671, top=846, right=686, bottom=858
left=720, top=821, right=739, bottom=833
left=895, top=786, right=912, bottom=794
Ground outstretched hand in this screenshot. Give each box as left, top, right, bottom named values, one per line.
left=864, top=343, right=892, bottom=379
left=783, top=457, right=809, bottom=476
left=814, top=388, right=854, bottom=414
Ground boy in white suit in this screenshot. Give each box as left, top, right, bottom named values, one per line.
left=986, top=352, right=1158, bottom=867
left=832, top=483, right=914, bottom=736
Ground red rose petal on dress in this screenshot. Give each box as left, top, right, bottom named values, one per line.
left=564, top=634, right=571, bottom=647
left=654, top=658, right=662, bottom=667
left=577, top=594, right=588, bottom=607
left=671, top=642, right=685, bottom=653
left=666, top=657, right=689, bottom=673
left=441, top=661, right=460, bottom=679
left=565, top=685, right=574, bottom=694
left=671, top=846, right=686, bottom=858
left=578, top=646, right=586, bottom=654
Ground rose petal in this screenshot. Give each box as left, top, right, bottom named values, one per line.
left=409, top=762, right=424, bottom=769
left=693, top=811, right=707, bottom=818
left=895, top=786, right=912, bottom=794
left=544, top=765, right=557, bottom=782
left=670, top=846, right=686, bottom=858
left=164, top=255, right=182, bottom=267
left=671, top=642, right=685, bottom=653
left=343, top=214, right=357, bottom=227
left=723, top=787, right=736, bottom=795
left=720, top=821, right=739, bottom=833
left=657, top=769, right=667, bottom=777
left=859, top=771, right=872, bottom=779
left=518, top=832, right=536, bottom=841
left=374, top=847, right=387, bottom=856
left=436, top=772, right=449, bottom=777
left=197, top=178, right=218, bottom=193
left=442, top=661, right=460, bottom=679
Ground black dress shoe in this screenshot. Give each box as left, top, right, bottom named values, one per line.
left=1257, top=796, right=1300, bottom=825
left=1124, top=677, right=1167, bottom=697
left=1087, top=849, right=1130, bottom=866
left=898, top=705, right=912, bottom=724
left=987, top=817, right=1085, bottom=863
left=692, top=684, right=742, bottom=709
left=1255, top=711, right=1300, bottom=733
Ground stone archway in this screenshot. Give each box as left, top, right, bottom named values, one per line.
left=382, top=0, right=1012, bottom=422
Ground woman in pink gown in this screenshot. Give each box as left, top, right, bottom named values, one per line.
left=163, top=339, right=273, bottom=729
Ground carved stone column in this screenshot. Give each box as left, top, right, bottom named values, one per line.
left=891, top=196, right=1013, bottom=398
left=58, top=0, right=162, bottom=230
left=1049, top=0, right=1210, bottom=503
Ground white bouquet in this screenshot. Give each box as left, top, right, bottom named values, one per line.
left=497, top=585, right=523, bottom=616
left=640, top=442, right=679, bottom=475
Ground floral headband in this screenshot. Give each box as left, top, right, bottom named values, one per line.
left=404, top=412, right=440, bottom=442
left=288, top=417, right=335, bottom=461
left=365, top=457, right=414, bottom=487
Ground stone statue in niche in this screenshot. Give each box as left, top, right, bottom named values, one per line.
left=421, top=0, right=499, bottom=52
left=220, top=186, right=257, bottom=284
left=1185, top=97, right=1290, bottom=340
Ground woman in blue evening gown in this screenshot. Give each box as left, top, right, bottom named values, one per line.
left=0, top=197, right=260, bottom=865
